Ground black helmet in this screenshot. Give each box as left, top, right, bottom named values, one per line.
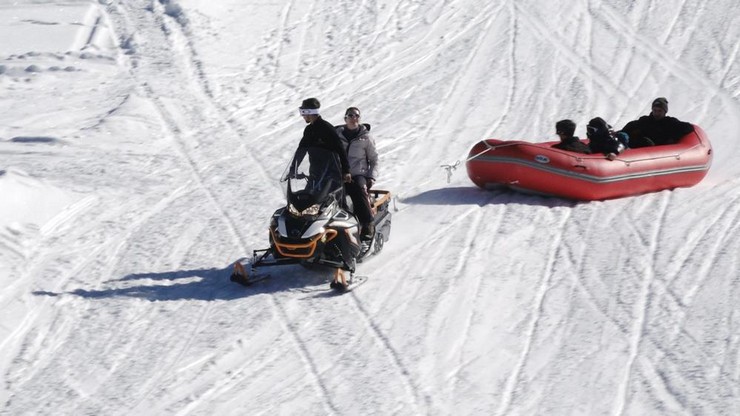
left=586, top=117, right=611, bottom=138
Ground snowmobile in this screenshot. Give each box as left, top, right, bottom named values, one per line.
left=230, top=146, right=392, bottom=290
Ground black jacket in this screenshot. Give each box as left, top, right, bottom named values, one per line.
left=295, top=116, right=351, bottom=174
left=587, top=117, right=623, bottom=155
left=619, top=115, right=694, bottom=147
left=552, top=136, right=591, bottom=154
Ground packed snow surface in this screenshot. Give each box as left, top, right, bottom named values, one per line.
left=1, top=0, right=739, bottom=414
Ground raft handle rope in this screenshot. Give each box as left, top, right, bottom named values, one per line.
left=442, top=139, right=704, bottom=179
left=440, top=140, right=497, bottom=184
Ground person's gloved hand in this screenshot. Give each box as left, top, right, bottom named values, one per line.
left=367, top=178, right=375, bottom=189
left=615, top=131, right=629, bottom=147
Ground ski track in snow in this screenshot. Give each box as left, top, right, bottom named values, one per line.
left=495, top=210, right=571, bottom=416
left=2, top=0, right=740, bottom=414
left=614, top=192, right=670, bottom=415
left=109, top=2, right=450, bottom=414
left=108, top=2, right=343, bottom=413
left=445, top=205, right=504, bottom=401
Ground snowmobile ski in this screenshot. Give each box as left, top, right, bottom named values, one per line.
left=229, top=261, right=270, bottom=287
left=330, top=275, right=368, bottom=293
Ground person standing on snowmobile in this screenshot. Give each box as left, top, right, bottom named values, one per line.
left=293, top=97, right=352, bottom=184
left=336, top=107, right=379, bottom=241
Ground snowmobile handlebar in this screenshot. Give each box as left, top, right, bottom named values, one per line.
left=283, top=172, right=308, bottom=181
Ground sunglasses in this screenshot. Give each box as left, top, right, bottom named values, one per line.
left=345, top=113, right=360, bottom=118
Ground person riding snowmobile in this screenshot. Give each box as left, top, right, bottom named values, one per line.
left=293, top=97, right=352, bottom=184
left=336, top=106, right=379, bottom=241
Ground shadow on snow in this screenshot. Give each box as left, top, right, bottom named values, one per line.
left=33, top=264, right=338, bottom=302
left=401, top=186, right=578, bottom=208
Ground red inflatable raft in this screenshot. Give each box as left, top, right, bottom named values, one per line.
left=466, top=125, right=712, bottom=200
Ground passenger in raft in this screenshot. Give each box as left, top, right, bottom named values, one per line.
left=552, top=119, right=591, bottom=154
left=617, top=97, right=694, bottom=147
left=587, top=117, right=628, bottom=161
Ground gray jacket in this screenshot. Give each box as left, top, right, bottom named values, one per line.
left=336, top=124, right=379, bottom=179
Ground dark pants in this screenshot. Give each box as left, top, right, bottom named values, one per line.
left=345, top=175, right=374, bottom=225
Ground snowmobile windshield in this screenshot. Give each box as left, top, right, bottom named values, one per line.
left=283, top=147, right=344, bottom=212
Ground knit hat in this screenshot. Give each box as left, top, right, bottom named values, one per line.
left=652, top=97, right=668, bottom=112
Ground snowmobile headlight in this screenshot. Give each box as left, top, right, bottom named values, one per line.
left=288, top=203, right=320, bottom=217
left=302, top=204, right=320, bottom=216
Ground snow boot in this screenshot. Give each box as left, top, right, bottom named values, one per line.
left=361, top=222, right=375, bottom=241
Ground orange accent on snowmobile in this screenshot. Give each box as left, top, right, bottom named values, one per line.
left=271, top=228, right=338, bottom=258
left=324, top=228, right=339, bottom=242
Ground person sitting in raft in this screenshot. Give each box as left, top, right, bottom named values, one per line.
left=552, top=119, right=591, bottom=154
left=616, top=97, right=694, bottom=147
left=587, top=117, right=629, bottom=161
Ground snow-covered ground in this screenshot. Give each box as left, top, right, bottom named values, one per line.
left=2, top=0, right=739, bottom=414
